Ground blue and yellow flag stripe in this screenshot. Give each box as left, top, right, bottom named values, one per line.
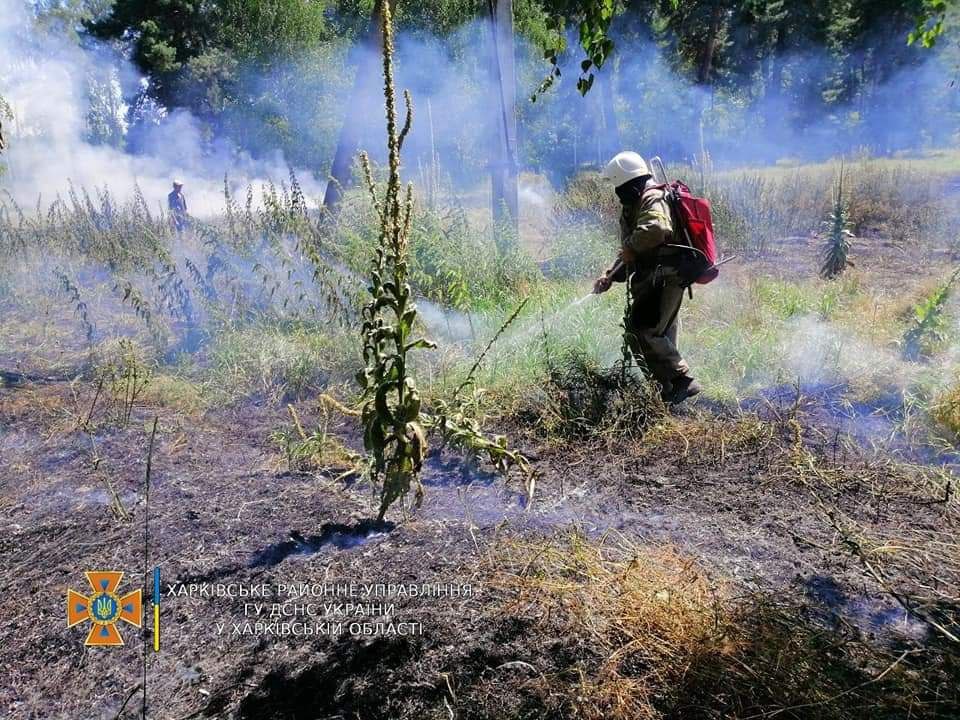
left=152, top=567, right=161, bottom=652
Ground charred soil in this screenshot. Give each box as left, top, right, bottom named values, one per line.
left=2, top=364, right=959, bottom=719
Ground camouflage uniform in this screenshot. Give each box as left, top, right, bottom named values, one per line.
left=612, top=183, right=690, bottom=388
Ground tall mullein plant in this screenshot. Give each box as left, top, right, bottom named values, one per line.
left=357, top=1, right=435, bottom=521
left=819, top=163, right=854, bottom=280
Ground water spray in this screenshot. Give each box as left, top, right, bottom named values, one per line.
left=573, top=258, right=625, bottom=307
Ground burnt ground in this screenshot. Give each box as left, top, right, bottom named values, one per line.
left=2, top=358, right=960, bottom=718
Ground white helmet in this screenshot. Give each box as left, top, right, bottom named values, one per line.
left=602, top=151, right=650, bottom=188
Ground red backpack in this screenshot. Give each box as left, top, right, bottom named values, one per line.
left=656, top=181, right=719, bottom=285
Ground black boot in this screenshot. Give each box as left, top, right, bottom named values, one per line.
left=666, top=375, right=702, bottom=404
left=658, top=380, right=674, bottom=402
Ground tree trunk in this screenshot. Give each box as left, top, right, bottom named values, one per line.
left=768, top=23, right=786, bottom=101
left=597, top=66, right=620, bottom=161
left=697, top=3, right=723, bottom=85
left=696, top=3, right=723, bottom=166
left=487, top=0, right=519, bottom=248
left=322, top=0, right=389, bottom=213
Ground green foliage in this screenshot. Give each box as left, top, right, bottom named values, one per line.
left=902, top=267, right=960, bottom=360
left=532, top=0, right=688, bottom=100
left=752, top=279, right=818, bottom=319
left=428, top=391, right=532, bottom=480
left=532, top=0, right=616, bottom=100
left=355, top=2, right=435, bottom=521
left=408, top=208, right=474, bottom=310
left=909, top=0, right=953, bottom=47
left=74, top=0, right=957, bottom=182
left=84, top=69, right=126, bottom=148
left=819, top=165, right=854, bottom=280
left=406, top=203, right=539, bottom=310
left=90, top=0, right=331, bottom=89
left=88, top=0, right=338, bottom=166
left=89, top=0, right=207, bottom=98
left=214, top=0, right=332, bottom=60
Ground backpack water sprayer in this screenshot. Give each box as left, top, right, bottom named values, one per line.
left=649, top=156, right=732, bottom=288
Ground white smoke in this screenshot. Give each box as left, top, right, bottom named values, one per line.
left=518, top=176, right=553, bottom=209
left=417, top=298, right=475, bottom=341
left=777, top=314, right=921, bottom=397
left=0, top=0, right=324, bottom=215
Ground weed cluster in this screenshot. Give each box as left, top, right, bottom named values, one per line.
left=271, top=403, right=360, bottom=475
left=0, top=170, right=353, bottom=362
left=520, top=353, right=666, bottom=441
left=902, top=267, right=960, bottom=361
left=91, top=339, right=153, bottom=426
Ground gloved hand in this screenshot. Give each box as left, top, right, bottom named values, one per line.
left=593, top=275, right=613, bottom=294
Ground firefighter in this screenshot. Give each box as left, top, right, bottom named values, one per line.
left=168, top=180, right=188, bottom=232
left=593, top=151, right=701, bottom=404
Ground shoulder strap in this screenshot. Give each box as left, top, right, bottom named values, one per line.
left=640, top=185, right=667, bottom=203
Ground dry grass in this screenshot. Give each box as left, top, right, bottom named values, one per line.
left=486, top=533, right=725, bottom=720
left=751, top=395, right=960, bottom=648
left=932, top=381, right=960, bottom=438
left=790, top=442, right=960, bottom=645
left=139, top=373, right=207, bottom=416
left=269, top=402, right=362, bottom=476
left=0, top=383, right=73, bottom=426
left=634, top=409, right=775, bottom=465
left=481, top=531, right=954, bottom=719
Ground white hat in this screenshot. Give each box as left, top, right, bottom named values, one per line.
left=602, top=151, right=650, bottom=188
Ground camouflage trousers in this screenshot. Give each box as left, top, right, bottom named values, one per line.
left=625, top=265, right=689, bottom=387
